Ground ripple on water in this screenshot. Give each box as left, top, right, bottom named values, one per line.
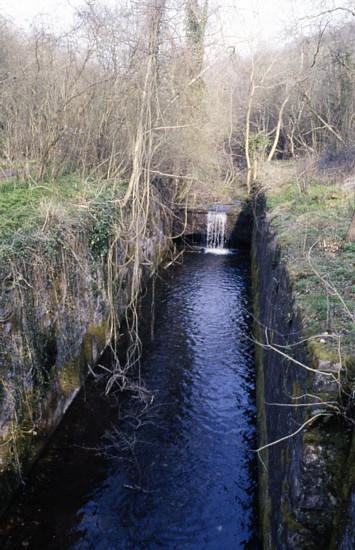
left=73, top=250, right=258, bottom=549
left=0, top=249, right=258, bottom=550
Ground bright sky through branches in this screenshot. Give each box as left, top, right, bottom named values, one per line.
left=0, top=0, right=352, bottom=45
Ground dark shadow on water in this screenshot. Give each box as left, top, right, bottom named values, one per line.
left=0, top=249, right=260, bottom=550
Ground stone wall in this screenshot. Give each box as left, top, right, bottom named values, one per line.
left=174, top=201, right=252, bottom=247
left=0, top=199, right=170, bottom=515
left=252, top=196, right=354, bottom=549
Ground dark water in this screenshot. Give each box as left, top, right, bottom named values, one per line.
left=0, top=250, right=258, bottom=549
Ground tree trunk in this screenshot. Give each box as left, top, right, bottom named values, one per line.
left=245, top=71, right=255, bottom=194
left=267, top=94, right=290, bottom=162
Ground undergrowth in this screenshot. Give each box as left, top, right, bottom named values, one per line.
left=266, top=175, right=354, bottom=358
left=0, top=175, right=127, bottom=261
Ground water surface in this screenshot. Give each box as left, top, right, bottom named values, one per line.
left=1, top=250, right=257, bottom=549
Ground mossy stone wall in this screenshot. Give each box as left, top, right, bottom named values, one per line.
left=252, top=196, right=354, bottom=549
left=0, top=201, right=170, bottom=515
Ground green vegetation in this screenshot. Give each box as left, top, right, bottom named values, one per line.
left=0, top=176, right=127, bottom=260
left=0, top=176, right=81, bottom=240
left=265, top=170, right=354, bottom=357
left=254, top=163, right=354, bottom=549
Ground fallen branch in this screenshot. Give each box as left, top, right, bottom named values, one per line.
left=255, top=412, right=332, bottom=454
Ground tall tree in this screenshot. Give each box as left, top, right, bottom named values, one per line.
left=186, top=0, right=208, bottom=79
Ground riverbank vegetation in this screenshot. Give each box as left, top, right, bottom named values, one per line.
left=262, top=160, right=354, bottom=358
left=0, top=0, right=354, bottom=524
left=0, top=2, right=354, bottom=386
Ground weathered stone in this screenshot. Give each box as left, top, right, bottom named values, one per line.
left=303, top=444, right=324, bottom=466
left=313, top=372, right=339, bottom=393
left=252, top=195, right=352, bottom=549
left=318, top=360, right=342, bottom=373
left=301, top=492, right=327, bottom=510
left=0, top=200, right=171, bottom=516
left=174, top=201, right=252, bottom=247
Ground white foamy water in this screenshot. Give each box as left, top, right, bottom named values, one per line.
left=205, top=210, right=228, bottom=253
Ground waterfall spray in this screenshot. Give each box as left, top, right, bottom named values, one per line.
left=206, top=210, right=227, bottom=252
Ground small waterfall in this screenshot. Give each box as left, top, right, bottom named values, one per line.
left=206, top=210, right=227, bottom=252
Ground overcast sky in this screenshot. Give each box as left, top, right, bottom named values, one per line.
left=1, top=0, right=79, bottom=30
left=0, top=0, right=350, bottom=44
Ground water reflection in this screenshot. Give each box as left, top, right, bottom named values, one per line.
left=73, top=251, right=257, bottom=549
left=0, top=249, right=258, bottom=550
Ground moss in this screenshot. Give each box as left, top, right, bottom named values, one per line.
left=0, top=172, right=170, bottom=520
left=303, top=426, right=323, bottom=445
left=83, top=320, right=110, bottom=364
left=281, top=497, right=303, bottom=531
left=251, top=248, right=272, bottom=548
left=308, top=340, right=340, bottom=363
left=292, top=381, right=301, bottom=398
left=253, top=177, right=354, bottom=548
left=58, top=358, right=81, bottom=396
left=0, top=316, right=111, bottom=512
left=0, top=383, right=43, bottom=487
left=321, top=420, right=351, bottom=487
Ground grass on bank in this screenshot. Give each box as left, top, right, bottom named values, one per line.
left=0, top=175, right=127, bottom=260
left=262, top=162, right=355, bottom=358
